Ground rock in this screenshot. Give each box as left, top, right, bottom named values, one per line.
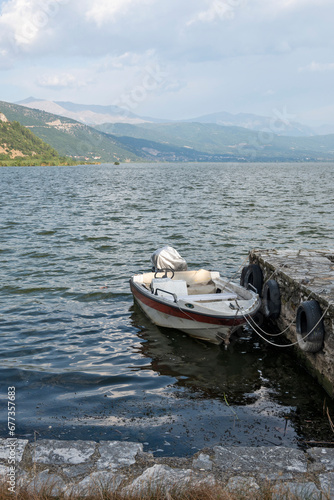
left=192, top=453, right=213, bottom=471
left=272, top=481, right=321, bottom=500
left=31, top=439, right=96, bottom=465
left=27, top=470, right=66, bottom=496
left=96, top=440, right=143, bottom=471
left=16, top=471, right=29, bottom=487
left=319, top=472, right=334, bottom=498
left=226, top=475, right=259, bottom=492
left=213, top=446, right=307, bottom=474
left=0, top=438, right=28, bottom=462
left=307, top=447, right=334, bottom=471
left=0, top=438, right=331, bottom=498
left=124, top=464, right=215, bottom=496
left=0, top=464, right=9, bottom=478
left=75, top=471, right=124, bottom=497
left=62, top=463, right=95, bottom=479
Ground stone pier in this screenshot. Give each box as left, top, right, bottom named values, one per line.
left=249, top=249, right=334, bottom=396
left=1, top=438, right=334, bottom=497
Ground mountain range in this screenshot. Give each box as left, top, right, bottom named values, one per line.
left=1, top=98, right=334, bottom=163
left=17, top=97, right=154, bottom=126
left=0, top=100, right=141, bottom=163
left=17, top=97, right=331, bottom=136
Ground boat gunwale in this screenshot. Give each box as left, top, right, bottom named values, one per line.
left=129, top=277, right=258, bottom=326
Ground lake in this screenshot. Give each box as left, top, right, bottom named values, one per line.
left=1, top=162, right=334, bottom=456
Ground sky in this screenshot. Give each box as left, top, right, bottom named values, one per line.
left=0, top=0, right=333, bottom=125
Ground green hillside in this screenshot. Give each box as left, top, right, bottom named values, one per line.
left=0, top=101, right=143, bottom=163
left=0, top=117, right=74, bottom=166
left=3, top=99, right=334, bottom=163
left=97, top=122, right=334, bottom=162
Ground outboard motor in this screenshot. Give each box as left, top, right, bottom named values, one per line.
left=151, top=246, right=188, bottom=272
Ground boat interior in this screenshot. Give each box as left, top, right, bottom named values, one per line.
left=133, top=269, right=252, bottom=302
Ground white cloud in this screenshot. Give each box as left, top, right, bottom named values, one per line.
left=187, top=0, right=243, bottom=25
left=0, top=0, right=334, bottom=125
left=85, top=0, right=155, bottom=27
left=299, top=61, right=334, bottom=72
left=0, top=0, right=68, bottom=48
left=36, top=73, right=85, bottom=89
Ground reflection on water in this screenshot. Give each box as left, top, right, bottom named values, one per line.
left=131, top=303, right=334, bottom=453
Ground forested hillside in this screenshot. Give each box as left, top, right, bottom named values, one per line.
left=0, top=117, right=75, bottom=166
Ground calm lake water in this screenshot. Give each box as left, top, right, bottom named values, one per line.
left=1, top=162, right=334, bottom=456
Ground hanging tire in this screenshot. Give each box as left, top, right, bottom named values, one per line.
left=240, top=266, right=248, bottom=287
left=263, top=279, right=281, bottom=319
left=241, top=264, right=263, bottom=295
left=296, top=300, right=324, bottom=353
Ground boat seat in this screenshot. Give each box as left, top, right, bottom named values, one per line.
left=179, top=292, right=238, bottom=302
left=151, top=278, right=188, bottom=300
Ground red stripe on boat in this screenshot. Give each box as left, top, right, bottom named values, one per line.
left=130, top=281, right=246, bottom=327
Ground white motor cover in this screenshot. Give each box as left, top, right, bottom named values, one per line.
left=151, top=246, right=188, bottom=271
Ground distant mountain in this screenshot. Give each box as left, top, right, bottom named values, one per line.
left=16, top=97, right=155, bottom=126
left=4, top=99, right=334, bottom=163
left=314, top=124, right=334, bottom=135
left=0, top=113, right=73, bottom=166
left=0, top=100, right=142, bottom=162
left=15, top=98, right=324, bottom=138
left=185, top=111, right=315, bottom=137
left=96, top=121, right=334, bottom=162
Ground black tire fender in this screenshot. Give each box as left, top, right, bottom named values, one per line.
left=241, top=264, right=263, bottom=295
left=263, top=279, right=281, bottom=319
left=240, top=266, right=248, bottom=287
left=296, top=300, right=324, bottom=353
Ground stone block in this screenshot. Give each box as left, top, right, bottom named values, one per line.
left=319, top=472, right=334, bottom=498
left=226, top=475, right=259, bottom=492
left=192, top=453, right=213, bottom=471
left=124, top=464, right=215, bottom=496
left=96, top=440, right=143, bottom=471
left=62, top=463, right=94, bottom=479
left=307, top=447, right=334, bottom=471
left=213, top=446, right=307, bottom=474
left=0, top=464, right=9, bottom=478
left=27, top=470, right=67, bottom=496
left=272, top=481, right=321, bottom=500
left=31, top=439, right=96, bottom=465
left=0, top=438, right=28, bottom=462
left=75, top=471, right=124, bottom=496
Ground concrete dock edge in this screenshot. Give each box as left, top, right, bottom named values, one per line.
left=249, top=248, right=334, bottom=396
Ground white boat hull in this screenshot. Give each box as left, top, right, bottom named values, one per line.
left=130, top=268, right=261, bottom=346
left=134, top=294, right=233, bottom=345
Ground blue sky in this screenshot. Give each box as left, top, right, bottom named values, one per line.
left=0, top=0, right=333, bottom=125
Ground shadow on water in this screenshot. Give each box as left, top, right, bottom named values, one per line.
left=130, top=303, right=334, bottom=452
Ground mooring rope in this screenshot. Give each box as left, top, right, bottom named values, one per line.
left=240, top=304, right=330, bottom=348
left=246, top=312, right=295, bottom=337
left=238, top=282, right=330, bottom=338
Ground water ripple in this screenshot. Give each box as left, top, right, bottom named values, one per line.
left=1, top=162, right=334, bottom=455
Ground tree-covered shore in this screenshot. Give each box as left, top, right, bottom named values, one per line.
left=0, top=119, right=79, bottom=167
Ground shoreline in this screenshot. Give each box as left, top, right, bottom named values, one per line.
left=1, top=438, right=334, bottom=497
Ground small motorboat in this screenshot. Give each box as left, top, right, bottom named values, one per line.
left=130, top=247, right=261, bottom=346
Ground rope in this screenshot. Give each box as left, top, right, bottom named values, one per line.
left=155, top=256, right=330, bottom=350
left=241, top=304, right=330, bottom=349
left=246, top=313, right=294, bottom=337
left=242, top=278, right=329, bottom=338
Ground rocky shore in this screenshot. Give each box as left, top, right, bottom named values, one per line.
left=1, top=438, right=334, bottom=497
